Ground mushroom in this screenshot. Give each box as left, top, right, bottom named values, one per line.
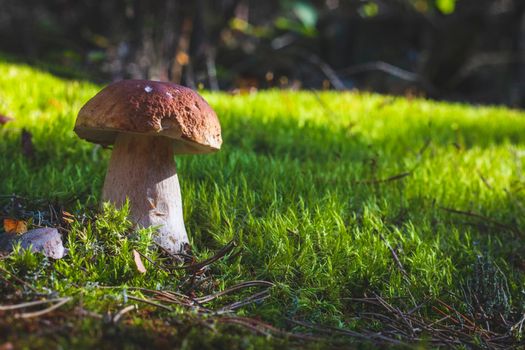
left=74, top=80, right=222, bottom=253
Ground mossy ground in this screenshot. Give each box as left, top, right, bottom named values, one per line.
left=0, top=60, right=524, bottom=349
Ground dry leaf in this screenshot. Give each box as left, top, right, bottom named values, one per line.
left=62, top=211, right=75, bottom=223
left=132, top=249, right=147, bottom=274
left=3, top=219, right=27, bottom=234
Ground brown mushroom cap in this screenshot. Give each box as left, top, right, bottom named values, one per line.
left=74, top=80, right=222, bottom=154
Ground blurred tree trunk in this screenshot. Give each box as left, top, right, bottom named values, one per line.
left=512, top=4, right=525, bottom=107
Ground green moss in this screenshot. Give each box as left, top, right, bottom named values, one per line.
left=0, top=60, right=524, bottom=348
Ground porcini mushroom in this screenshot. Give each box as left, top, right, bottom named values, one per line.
left=74, top=80, right=221, bottom=253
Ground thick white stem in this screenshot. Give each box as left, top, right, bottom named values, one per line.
left=102, top=133, right=188, bottom=253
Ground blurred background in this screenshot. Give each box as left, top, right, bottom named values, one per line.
left=0, top=0, right=523, bottom=107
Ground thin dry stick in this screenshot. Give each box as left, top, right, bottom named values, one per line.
left=306, top=54, right=345, bottom=90
left=195, top=280, right=274, bottom=304
left=378, top=233, right=408, bottom=277
left=74, top=306, right=103, bottom=319
left=477, top=170, right=493, bottom=190
left=15, top=297, right=71, bottom=319
left=435, top=299, right=480, bottom=331
left=417, top=138, right=432, bottom=157
left=339, top=61, right=420, bottom=82
left=112, top=304, right=137, bottom=324
left=355, top=172, right=412, bottom=185
left=220, top=316, right=319, bottom=341
left=289, top=318, right=406, bottom=345
left=137, top=250, right=170, bottom=274
left=176, top=241, right=237, bottom=272
left=439, top=207, right=520, bottom=234
left=310, top=89, right=340, bottom=118
left=218, top=317, right=273, bottom=336
left=154, top=243, right=193, bottom=261
left=510, top=313, right=525, bottom=335
left=0, top=298, right=68, bottom=311
left=149, top=290, right=197, bottom=308
left=0, top=266, right=38, bottom=293
left=127, top=295, right=173, bottom=312
left=375, top=294, right=415, bottom=335
left=218, top=290, right=271, bottom=313
left=356, top=139, right=431, bottom=185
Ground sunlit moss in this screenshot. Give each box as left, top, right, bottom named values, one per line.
left=0, top=60, right=524, bottom=347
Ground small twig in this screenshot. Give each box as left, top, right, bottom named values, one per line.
left=0, top=297, right=68, bottom=311
left=417, top=138, right=432, bottom=157
left=112, top=304, right=137, bottom=324
left=173, top=241, right=237, bottom=272
left=218, top=290, right=271, bottom=313
left=11, top=297, right=72, bottom=319
left=306, top=54, right=346, bottom=90
left=439, top=207, right=520, bottom=234
left=289, top=318, right=406, bottom=345
left=355, top=172, right=412, bottom=185
left=136, top=250, right=169, bottom=273
left=450, top=52, right=522, bottom=87
left=378, top=233, right=408, bottom=277
left=195, top=280, right=274, bottom=304
left=155, top=243, right=193, bottom=262
left=149, top=290, right=197, bottom=308
left=127, top=295, right=173, bottom=312
left=339, top=61, right=419, bottom=82
left=310, top=89, right=340, bottom=117
left=435, top=299, right=478, bottom=331
left=218, top=316, right=274, bottom=336
left=74, top=306, right=103, bottom=319
left=220, top=316, right=319, bottom=340
left=407, top=298, right=430, bottom=315
left=343, top=296, right=407, bottom=302
left=358, top=139, right=431, bottom=185
left=375, top=294, right=416, bottom=336
left=477, top=171, right=493, bottom=190
left=0, top=266, right=39, bottom=293
left=510, top=313, right=525, bottom=335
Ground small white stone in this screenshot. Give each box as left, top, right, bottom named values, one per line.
left=166, top=92, right=173, bottom=98
left=144, top=86, right=153, bottom=93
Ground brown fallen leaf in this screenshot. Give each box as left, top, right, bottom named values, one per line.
left=62, top=211, right=75, bottom=224
left=132, top=249, right=147, bottom=274
left=0, top=114, right=12, bottom=125
left=3, top=219, right=27, bottom=234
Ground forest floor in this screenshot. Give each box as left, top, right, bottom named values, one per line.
left=0, top=60, right=524, bottom=349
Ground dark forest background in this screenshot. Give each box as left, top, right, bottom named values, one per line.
left=0, top=0, right=524, bottom=107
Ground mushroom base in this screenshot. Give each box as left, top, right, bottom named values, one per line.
left=102, top=133, right=189, bottom=253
